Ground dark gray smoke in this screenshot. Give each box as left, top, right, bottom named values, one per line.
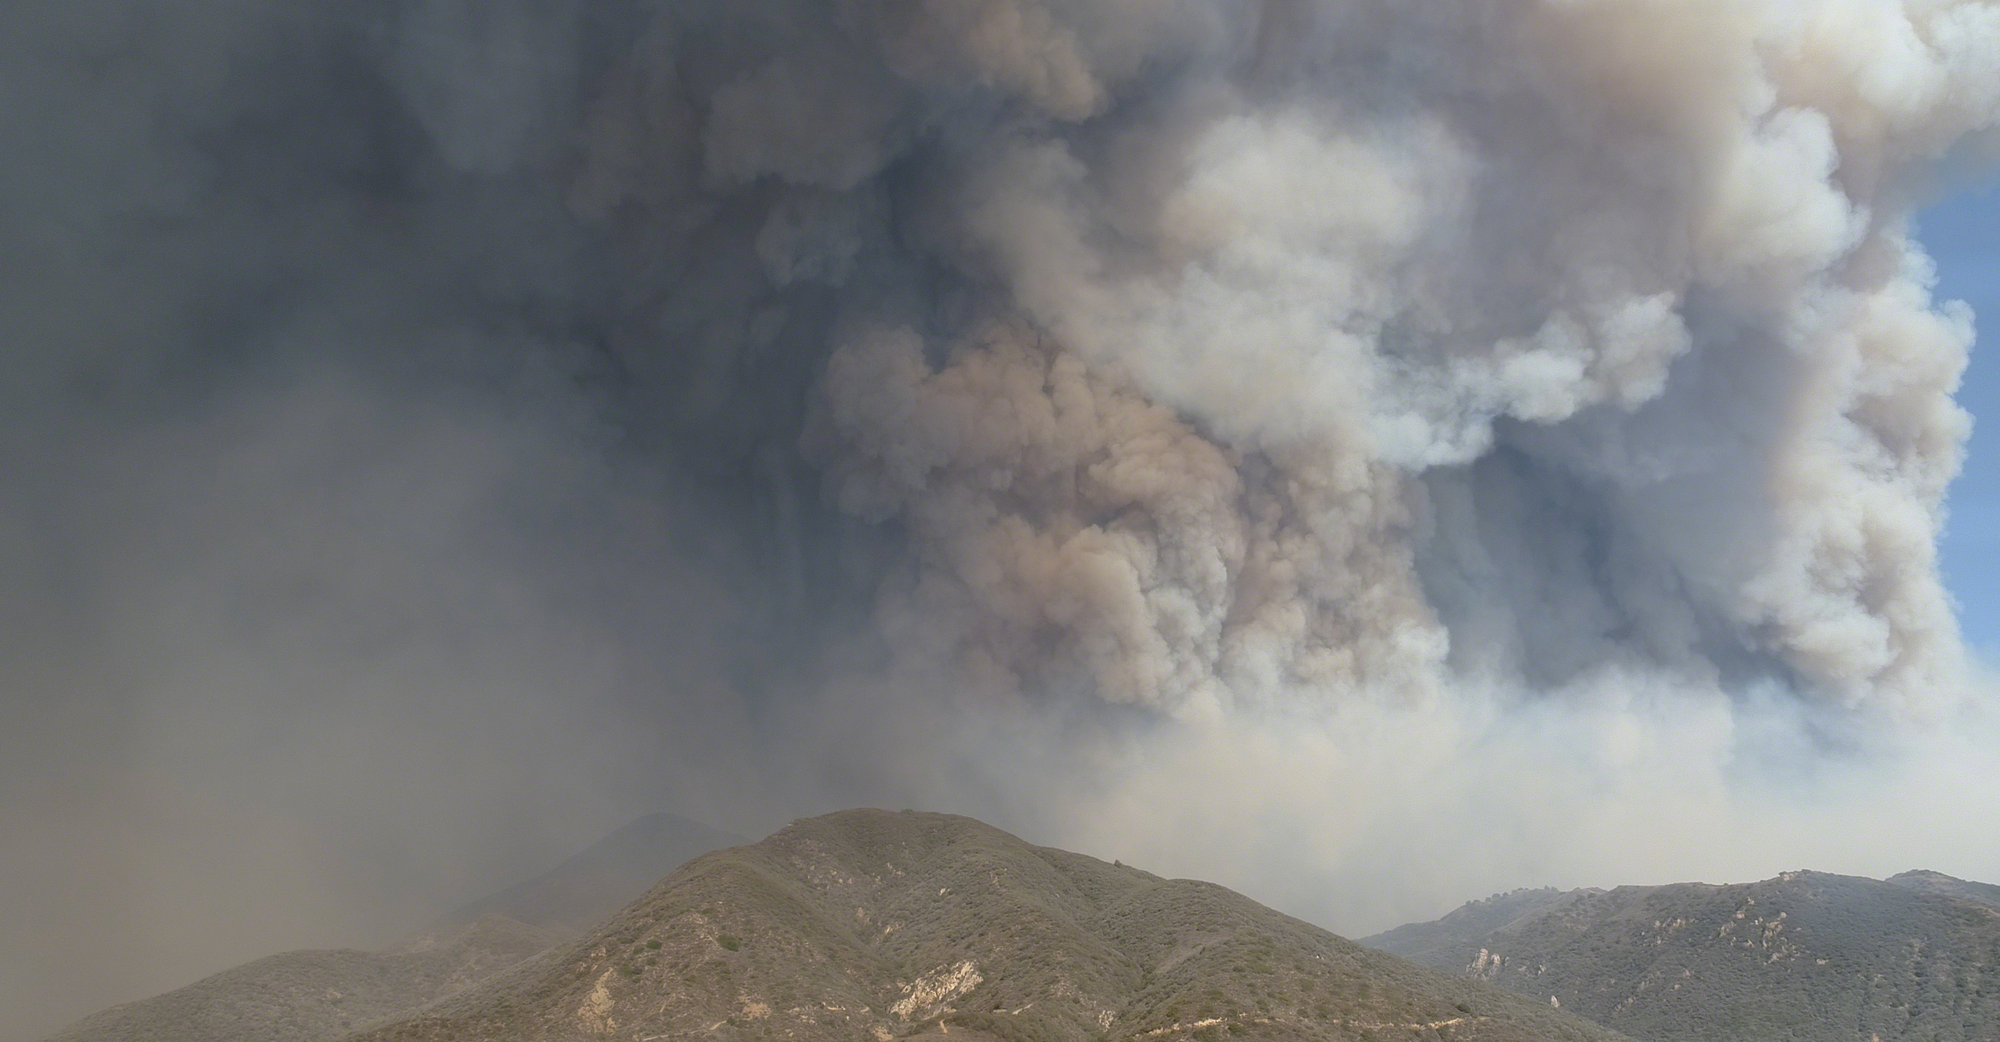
left=5, top=1, right=1999, bottom=1037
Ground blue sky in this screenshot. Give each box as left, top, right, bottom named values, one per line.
left=1923, top=176, right=2000, bottom=655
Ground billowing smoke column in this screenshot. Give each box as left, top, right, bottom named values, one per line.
left=10, top=0, right=1978, bottom=722
left=560, top=0, right=1997, bottom=714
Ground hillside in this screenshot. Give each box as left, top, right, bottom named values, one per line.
left=1364, top=870, right=2000, bottom=1042
left=435, top=813, right=747, bottom=934
left=38, top=813, right=741, bottom=1042
left=40, top=915, right=562, bottom=1042
left=356, top=809, right=1636, bottom=1042
left=1363, top=890, right=1581, bottom=971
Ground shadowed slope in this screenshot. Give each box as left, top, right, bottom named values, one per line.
left=38, top=813, right=741, bottom=1042
left=41, top=915, right=561, bottom=1042
left=1362, top=890, right=1582, bottom=971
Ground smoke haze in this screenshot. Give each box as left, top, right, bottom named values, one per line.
left=4, top=1, right=1999, bottom=1038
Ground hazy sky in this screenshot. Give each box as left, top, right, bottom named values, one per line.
left=4, top=3, right=2000, bottom=1041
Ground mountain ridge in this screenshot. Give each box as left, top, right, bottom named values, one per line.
left=1364, top=868, right=2000, bottom=1042
left=355, top=808, right=1637, bottom=1041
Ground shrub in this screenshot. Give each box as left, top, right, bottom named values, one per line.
left=718, top=934, right=742, bottom=951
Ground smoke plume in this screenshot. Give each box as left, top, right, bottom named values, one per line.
left=560, top=0, right=2000, bottom=715
left=4, top=0, right=2000, bottom=1037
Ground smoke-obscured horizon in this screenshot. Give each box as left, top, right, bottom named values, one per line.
left=5, top=1, right=2000, bottom=1037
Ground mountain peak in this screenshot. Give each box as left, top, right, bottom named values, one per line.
left=1884, top=868, right=2000, bottom=909
left=358, top=809, right=1634, bottom=1041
